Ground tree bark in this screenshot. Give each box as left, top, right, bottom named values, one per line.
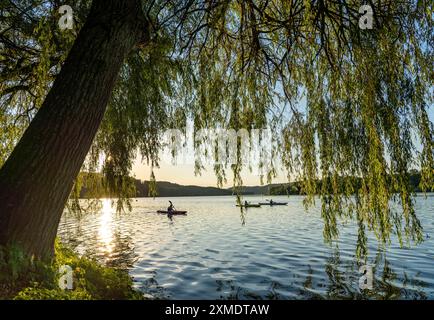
left=0, top=0, right=148, bottom=259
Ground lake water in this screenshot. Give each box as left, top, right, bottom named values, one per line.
left=58, top=195, right=434, bottom=299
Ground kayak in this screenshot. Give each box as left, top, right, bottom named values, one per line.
left=157, top=210, right=187, bottom=215
left=259, top=202, right=288, bottom=206
left=236, top=204, right=261, bottom=208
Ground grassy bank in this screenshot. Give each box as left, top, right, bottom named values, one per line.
left=0, top=241, right=143, bottom=300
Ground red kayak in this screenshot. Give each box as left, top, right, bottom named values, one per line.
left=157, top=210, right=187, bottom=215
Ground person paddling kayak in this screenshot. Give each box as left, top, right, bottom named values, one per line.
left=167, top=201, right=174, bottom=214
left=155, top=201, right=187, bottom=215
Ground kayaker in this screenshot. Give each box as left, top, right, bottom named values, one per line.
left=167, top=201, right=174, bottom=213
left=269, top=199, right=274, bottom=205
left=244, top=200, right=248, bottom=207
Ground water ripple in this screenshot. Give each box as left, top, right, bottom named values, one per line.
left=58, top=195, right=434, bottom=299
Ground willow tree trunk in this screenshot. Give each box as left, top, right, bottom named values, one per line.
left=0, top=0, right=148, bottom=259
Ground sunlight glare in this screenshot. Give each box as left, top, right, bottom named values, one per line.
left=98, top=199, right=114, bottom=254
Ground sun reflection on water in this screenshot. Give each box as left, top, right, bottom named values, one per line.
left=99, top=199, right=114, bottom=255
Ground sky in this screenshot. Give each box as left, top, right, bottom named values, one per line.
left=132, top=161, right=289, bottom=187
left=132, top=107, right=434, bottom=188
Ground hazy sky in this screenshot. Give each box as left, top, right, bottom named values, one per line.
left=132, top=107, right=434, bottom=187
left=132, top=161, right=290, bottom=187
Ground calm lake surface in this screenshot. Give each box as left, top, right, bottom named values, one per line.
left=58, top=195, right=434, bottom=299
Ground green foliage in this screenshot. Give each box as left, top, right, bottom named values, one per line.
left=1, top=1, right=81, bottom=166
left=0, top=241, right=143, bottom=300
left=14, top=287, right=92, bottom=300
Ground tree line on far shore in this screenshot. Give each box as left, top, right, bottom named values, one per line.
left=269, top=170, right=433, bottom=195
left=75, top=170, right=432, bottom=199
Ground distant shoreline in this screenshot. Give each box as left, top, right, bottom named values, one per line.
left=77, top=172, right=432, bottom=198
left=79, top=192, right=434, bottom=199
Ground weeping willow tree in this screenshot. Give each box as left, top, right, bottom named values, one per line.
left=0, top=0, right=432, bottom=259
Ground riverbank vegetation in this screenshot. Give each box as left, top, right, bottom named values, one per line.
left=0, top=241, right=143, bottom=300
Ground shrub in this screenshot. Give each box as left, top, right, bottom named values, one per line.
left=0, top=241, right=143, bottom=300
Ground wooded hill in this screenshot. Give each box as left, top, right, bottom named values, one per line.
left=78, top=171, right=432, bottom=198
